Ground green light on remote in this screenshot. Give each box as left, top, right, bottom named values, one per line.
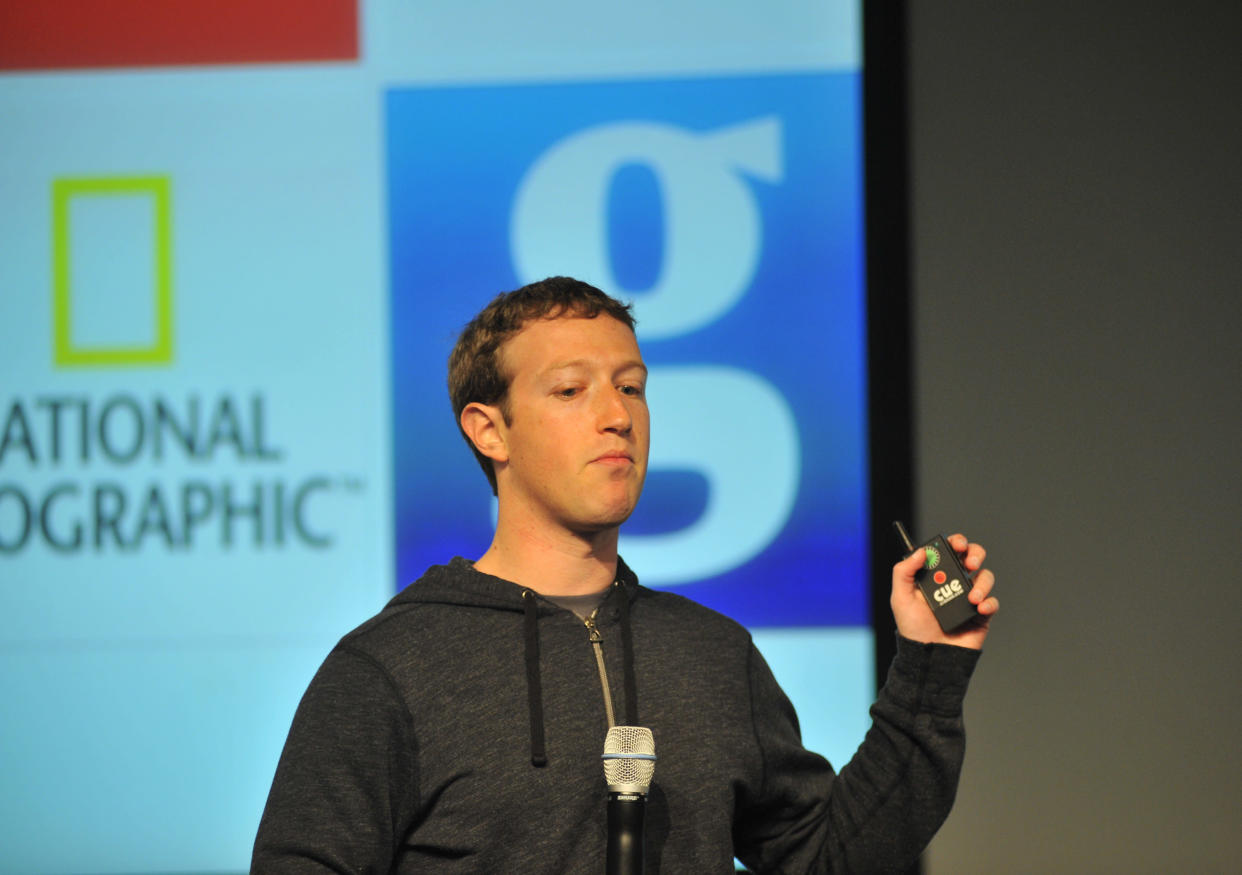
left=924, top=545, right=941, bottom=569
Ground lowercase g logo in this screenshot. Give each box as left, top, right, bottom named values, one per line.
left=387, top=73, right=867, bottom=626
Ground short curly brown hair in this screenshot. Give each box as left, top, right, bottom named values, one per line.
left=448, top=276, right=636, bottom=494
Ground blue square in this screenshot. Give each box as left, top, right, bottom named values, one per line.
left=387, top=72, right=867, bottom=626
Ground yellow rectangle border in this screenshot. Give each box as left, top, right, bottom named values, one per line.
left=52, top=175, right=173, bottom=367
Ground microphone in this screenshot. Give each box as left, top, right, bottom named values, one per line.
left=602, top=726, right=656, bottom=875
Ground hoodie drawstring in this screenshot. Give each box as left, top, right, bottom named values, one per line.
left=521, top=590, right=548, bottom=767
left=616, top=581, right=638, bottom=726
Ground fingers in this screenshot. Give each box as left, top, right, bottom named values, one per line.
left=968, top=568, right=999, bottom=616
left=968, top=568, right=994, bottom=601
left=976, top=596, right=1000, bottom=616
left=948, top=533, right=987, bottom=572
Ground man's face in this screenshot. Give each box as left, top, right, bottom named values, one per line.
left=493, top=314, right=649, bottom=537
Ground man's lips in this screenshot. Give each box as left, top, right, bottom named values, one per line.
left=592, top=451, right=634, bottom=464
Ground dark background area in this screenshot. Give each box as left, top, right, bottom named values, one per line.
left=902, top=2, right=1242, bottom=871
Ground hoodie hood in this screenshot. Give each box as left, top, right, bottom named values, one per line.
left=390, top=555, right=642, bottom=767
left=391, top=555, right=642, bottom=613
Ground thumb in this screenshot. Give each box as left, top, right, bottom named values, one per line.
left=894, top=547, right=927, bottom=584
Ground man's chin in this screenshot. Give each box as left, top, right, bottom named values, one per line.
left=572, top=499, right=640, bottom=535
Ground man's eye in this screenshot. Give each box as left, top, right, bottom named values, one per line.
left=557, top=387, right=579, bottom=398
left=619, top=384, right=645, bottom=397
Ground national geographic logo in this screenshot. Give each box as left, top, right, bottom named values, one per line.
left=0, top=175, right=365, bottom=555
left=51, top=176, right=174, bottom=367
left=0, top=393, right=363, bottom=554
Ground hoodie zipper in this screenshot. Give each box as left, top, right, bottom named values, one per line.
left=584, top=608, right=617, bottom=728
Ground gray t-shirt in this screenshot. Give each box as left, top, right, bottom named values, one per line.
left=544, top=589, right=609, bottom=620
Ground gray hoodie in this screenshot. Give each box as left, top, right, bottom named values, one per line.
left=253, top=557, right=979, bottom=873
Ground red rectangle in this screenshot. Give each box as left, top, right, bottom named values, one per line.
left=0, top=0, right=357, bottom=71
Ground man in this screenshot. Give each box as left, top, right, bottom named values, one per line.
left=253, top=276, right=998, bottom=872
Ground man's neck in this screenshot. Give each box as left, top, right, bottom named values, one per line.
left=473, top=519, right=619, bottom=597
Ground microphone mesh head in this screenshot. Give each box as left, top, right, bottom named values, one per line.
left=602, top=725, right=656, bottom=793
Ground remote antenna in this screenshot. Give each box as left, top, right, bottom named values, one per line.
left=893, top=520, right=916, bottom=554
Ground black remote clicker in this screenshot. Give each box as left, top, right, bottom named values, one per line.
left=893, top=521, right=978, bottom=633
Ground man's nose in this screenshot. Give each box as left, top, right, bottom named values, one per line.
left=597, top=387, right=632, bottom=434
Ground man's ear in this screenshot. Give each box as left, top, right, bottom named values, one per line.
left=460, top=402, right=510, bottom=463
